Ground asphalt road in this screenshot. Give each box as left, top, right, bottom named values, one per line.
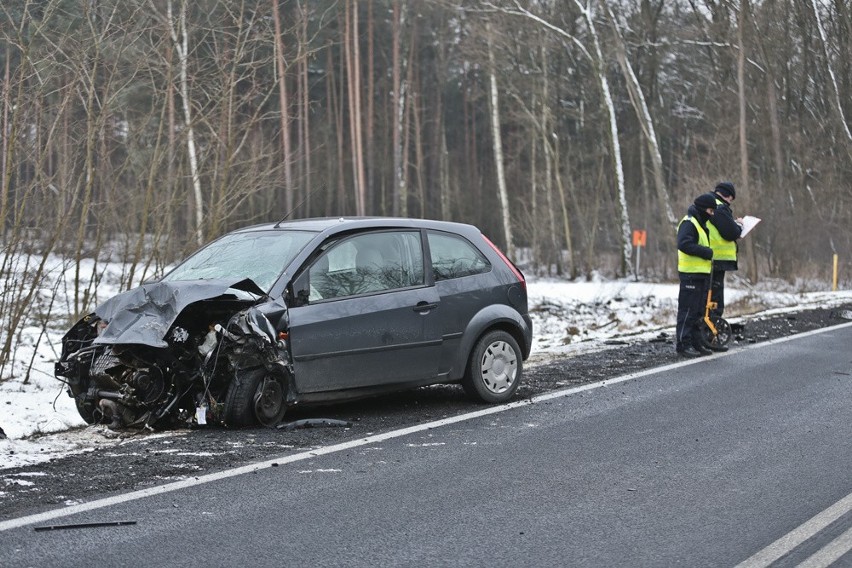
left=2, top=323, right=851, bottom=567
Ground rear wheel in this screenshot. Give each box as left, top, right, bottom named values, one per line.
left=223, top=368, right=286, bottom=427
left=462, top=330, right=522, bottom=403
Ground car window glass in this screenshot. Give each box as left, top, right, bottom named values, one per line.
left=162, top=230, right=316, bottom=292
left=427, top=231, right=491, bottom=281
left=307, top=231, right=423, bottom=301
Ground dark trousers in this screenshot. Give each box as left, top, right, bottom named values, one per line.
left=710, top=270, right=725, bottom=318
left=676, top=272, right=709, bottom=350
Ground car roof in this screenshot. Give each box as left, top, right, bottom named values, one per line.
left=230, top=216, right=481, bottom=237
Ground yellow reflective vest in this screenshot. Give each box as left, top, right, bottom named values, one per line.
left=677, top=215, right=712, bottom=274
left=707, top=198, right=737, bottom=262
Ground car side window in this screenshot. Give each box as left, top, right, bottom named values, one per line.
left=307, top=231, right=424, bottom=301
left=427, top=231, right=491, bottom=281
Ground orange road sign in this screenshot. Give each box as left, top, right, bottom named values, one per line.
left=632, top=229, right=647, bottom=247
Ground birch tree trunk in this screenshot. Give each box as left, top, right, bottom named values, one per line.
left=540, top=45, right=566, bottom=276
left=1, top=49, right=10, bottom=234
left=579, top=1, right=631, bottom=275
left=601, top=0, right=676, bottom=226
left=486, top=22, right=513, bottom=257
left=392, top=1, right=407, bottom=217
left=168, top=0, right=204, bottom=246
left=506, top=2, right=630, bottom=273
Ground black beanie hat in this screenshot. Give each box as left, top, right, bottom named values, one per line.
left=715, top=181, right=736, bottom=199
left=694, top=193, right=717, bottom=210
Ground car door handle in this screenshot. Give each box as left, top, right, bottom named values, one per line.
left=413, top=301, right=438, bottom=313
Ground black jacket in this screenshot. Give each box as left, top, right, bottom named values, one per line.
left=709, top=198, right=741, bottom=271
left=677, top=205, right=714, bottom=267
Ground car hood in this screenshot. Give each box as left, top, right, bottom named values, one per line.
left=92, top=278, right=266, bottom=348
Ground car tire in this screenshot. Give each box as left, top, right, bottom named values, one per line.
left=223, top=368, right=286, bottom=427
left=462, top=330, right=522, bottom=403
left=74, top=397, right=97, bottom=424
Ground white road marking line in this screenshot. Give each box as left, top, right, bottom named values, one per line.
left=2, top=321, right=851, bottom=534
left=735, top=492, right=852, bottom=568
left=798, top=524, right=852, bottom=568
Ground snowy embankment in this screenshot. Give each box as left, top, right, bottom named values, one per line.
left=1, top=254, right=850, bottom=470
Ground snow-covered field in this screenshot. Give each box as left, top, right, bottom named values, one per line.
left=2, top=255, right=850, bottom=470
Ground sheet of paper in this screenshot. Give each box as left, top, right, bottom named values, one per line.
left=739, top=215, right=761, bottom=238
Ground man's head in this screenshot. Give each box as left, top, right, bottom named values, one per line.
left=694, top=192, right=717, bottom=215
left=714, top=181, right=736, bottom=203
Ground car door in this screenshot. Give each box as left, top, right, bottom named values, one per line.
left=426, top=230, right=496, bottom=376
left=287, top=230, right=442, bottom=394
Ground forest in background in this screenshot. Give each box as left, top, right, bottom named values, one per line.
left=2, top=0, right=851, bottom=370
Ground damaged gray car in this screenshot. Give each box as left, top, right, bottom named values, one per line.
left=56, top=217, right=533, bottom=429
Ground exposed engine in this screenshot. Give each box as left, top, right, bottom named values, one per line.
left=55, top=282, right=293, bottom=430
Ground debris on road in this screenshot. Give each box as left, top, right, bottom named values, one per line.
left=277, top=418, right=353, bottom=431
left=33, top=520, right=137, bottom=532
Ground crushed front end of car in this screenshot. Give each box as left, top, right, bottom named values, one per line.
left=55, top=278, right=293, bottom=430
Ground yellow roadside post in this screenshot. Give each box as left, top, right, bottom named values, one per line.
left=833, top=254, right=838, bottom=291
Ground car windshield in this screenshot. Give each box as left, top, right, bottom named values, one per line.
left=161, top=230, right=316, bottom=291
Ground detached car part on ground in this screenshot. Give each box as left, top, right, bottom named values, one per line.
left=56, top=218, right=533, bottom=430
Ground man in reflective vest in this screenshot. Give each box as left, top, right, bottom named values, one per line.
left=675, top=193, right=717, bottom=358
left=706, top=182, right=743, bottom=343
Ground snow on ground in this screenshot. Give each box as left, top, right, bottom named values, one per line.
left=1, top=257, right=851, bottom=471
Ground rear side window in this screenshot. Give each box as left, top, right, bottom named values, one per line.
left=427, top=231, right=491, bottom=281
left=308, top=231, right=424, bottom=301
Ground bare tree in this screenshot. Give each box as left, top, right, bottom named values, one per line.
left=273, top=0, right=294, bottom=215
left=485, top=21, right=513, bottom=256
left=736, top=0, right=758, bottom=282
left=344, top=0, right=366, bottom=215
left=497, top=1, right=632, bottom=274
left=810, top=0, right=852, bottom=144
left=392, top=0, right=407, bottom=216
left=164, top=0, right=204, bottom=246
left=601, top=0, right=676, bottom=227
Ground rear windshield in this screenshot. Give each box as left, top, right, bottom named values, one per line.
left=162, top=230, right=316, bottom=291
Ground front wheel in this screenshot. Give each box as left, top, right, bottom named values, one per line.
left=223, top=368, right=287, bottom=427
left=74, top=397, right=97, bottom=424
left=462, top=330, right=522, bottom=403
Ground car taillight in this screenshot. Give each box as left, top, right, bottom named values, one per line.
left=482, top=234, right=526, bottom=291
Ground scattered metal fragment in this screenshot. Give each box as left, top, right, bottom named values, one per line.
left=277, top=418, right=353, bottom=431
left=34, top=520, right=137, bottom=532
left=649, top=332, right=669, bottom=344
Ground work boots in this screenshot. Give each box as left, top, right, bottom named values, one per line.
left=677, top=346, right=703, bottom=358
left=692, top=342, right=713, bottom=356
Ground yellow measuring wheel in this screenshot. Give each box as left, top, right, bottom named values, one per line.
left=700, top=285, right=732, bottom=348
